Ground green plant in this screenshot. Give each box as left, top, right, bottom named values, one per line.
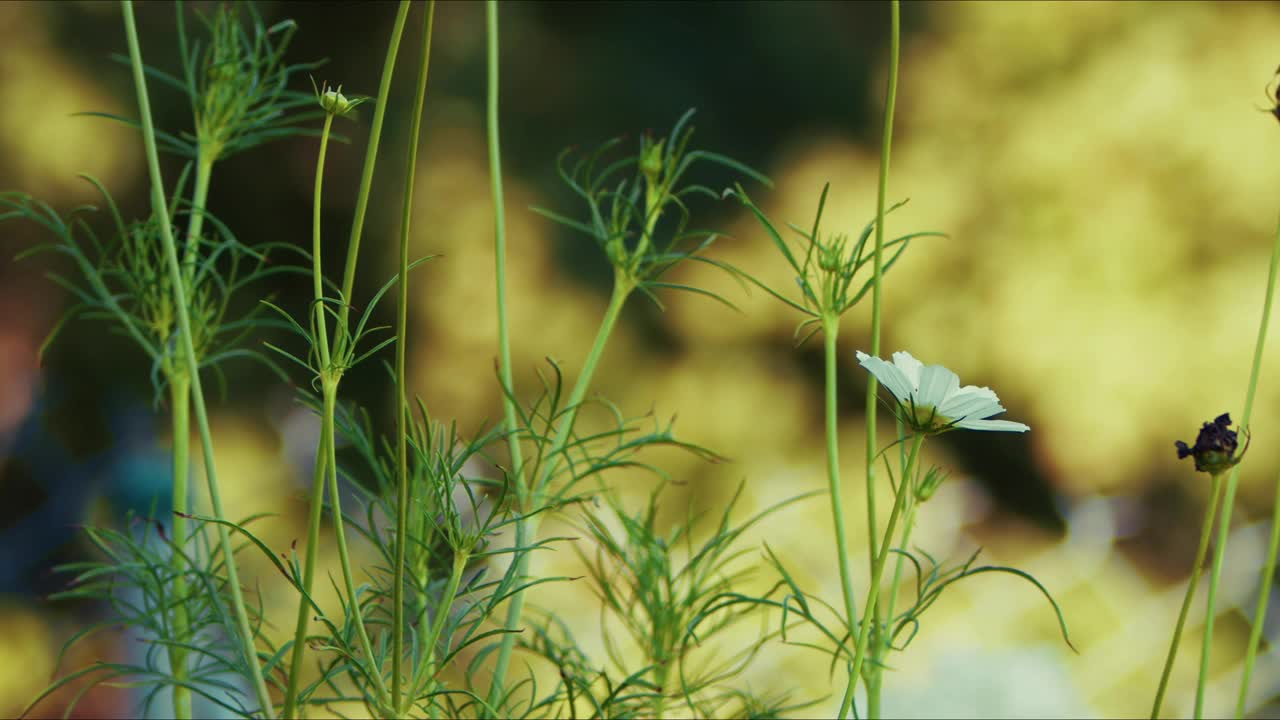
left=482, top=2, right=769, bottom=707
left=25, top=3, right=1271, bottom=719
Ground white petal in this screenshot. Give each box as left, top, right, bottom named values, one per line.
left=857, top=351, right=913, bottom=403
left=955, top=418, right=1030, bottom=432
left=940, top=385, right=1003, bottom=420
left=916, top=364, right=961, bottom=407
left=890, top=351, right=924, bottom=389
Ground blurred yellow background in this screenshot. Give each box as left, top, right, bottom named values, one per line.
left=3, top=1, right=1280, bottom=718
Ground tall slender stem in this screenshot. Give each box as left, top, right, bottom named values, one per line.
left=483, top=0, right=529, bottom=709
left=281, top=110, right=337, bottom=720
left=878, top=471, right=920, bottom=690
left=488, top=278, right=633, bottom=710
left=1196, top=204, right=1280, bottom=719
left=860, top=3, right=899, bottom=717
left=1235, top=208, right=1280, bottom=718
left=120, top=3, right=274, bottom=715
left=1240, top=473, right=1280, bottom=716
left=847, top=431, right=922, bottom=720
left=322, top=381, right=388, bottom=706
left=485, top=0, right=527, bottom=508
left=883, top=501, right=919, bottom=625
left=393, top=3, right=435, bottom=712
left=1151, top=473, right=1224, bottom=719
left=281, top=430, right=329, bottom=718
left=823, top=316, right=861, bottom=718
left=181, top=153, right=214, bottom=286
left=290, top=7, right=408, bottom=712
left=410, top=549, right=471, bottom=698
left=168, top=375, right=193, bottom=720
left=313, top=114, right=336, bottom=365
left=334, top=2, right=411, bottom=348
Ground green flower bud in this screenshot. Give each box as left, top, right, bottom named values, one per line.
left=321, top=89, right=353, bottom=115
left=915, top=465, right=950, bottom=503
left=640, top=136, right=665, bottom=187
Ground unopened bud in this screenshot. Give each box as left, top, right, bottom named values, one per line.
left=915, top=465, right=950, bottom=503
left=321, top=89, right=353, bottom=115
left=640, top=136, right=665, bottom=187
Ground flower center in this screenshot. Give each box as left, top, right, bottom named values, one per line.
left=910, top=403, right=954, bottom=432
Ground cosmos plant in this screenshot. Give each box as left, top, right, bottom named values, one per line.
left=7, top=3, right=1280, bottom=720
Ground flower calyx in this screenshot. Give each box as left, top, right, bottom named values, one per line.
left=313, top=79, right=365, bottom=118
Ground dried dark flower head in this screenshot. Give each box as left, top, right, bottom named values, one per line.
left=1175, top=413, right=1241, bottom=474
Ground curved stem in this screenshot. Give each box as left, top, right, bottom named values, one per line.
left=859, top=2, right=899, bottom=718
left=169, top=376, right=193, bottom=720
left=121, top=3, right=274, bottom=715
left=393, top=3, right=436, bottom=711
left=1235, top=208, right=1280, bottom=718
left=823, top=316, right=860, bottom=719
left=1197, top=204, right=1280, bottom=718
left=1152, top=472, right=1224, bottom=719
left=334, top=1, right=411, bottom=353
left=847, top=431, right=922, bottom=720
left=282, top=111, right=337, bottom=720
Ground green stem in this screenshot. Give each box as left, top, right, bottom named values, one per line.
left=860, top=2, right=899, bottom=718
left=874, top=470, right=919, bottom=716
left=487, top=276, right=633, bottom=710
left=169, top=375, right=193, bottom=720
left=411, top=550, right=470, bottom=700
left=823, top=316, right=861, bottom=719
left=313, top=114, right=336, bottom=366
left=1239, top=472, right=1280, bottom=716
left=334, top=1, right=411, bottom=354
left=322, top=381, right=388, bottom=708
left=120, top=3, right=274, bottom=715
left=285, top=7, right=410, bottom=709
left=533, top=276, right=632, bottom=499
left=483, top=0, right=526, bottom=710
left=485, top=0, right=528, bottom=519
left=847, top=431, right=922, bottom=720
left=182, top=152, right=214, bottom=287
left=1152, top=472, right=1224, bottom=719
left=1235, top=208, right=1280, bottom=718
left=882, top=498, right=918, bottom=641
left=1196, top=204, right=1280, bottom=719
left=281, top=434, right=329, bottom=719
left=281, top=110, right=338, bottom=720
left=653, top=656, right=671, bottom=720
left=393, top=3, right=435, bottom=712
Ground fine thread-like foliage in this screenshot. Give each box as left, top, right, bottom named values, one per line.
left=21, top=515, right=274, bottom=719
left=36, top=3, right=1280, bottom=720
left=509, top=482, right=821, bottom=720
left=1, top=178, right=302, bottom=404
left=487, top=95, right=771, bottom=711
left=91, top=3, right=327, bottom=163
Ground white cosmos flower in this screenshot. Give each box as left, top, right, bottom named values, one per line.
left=855, top=350, right=1030, bottom=434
